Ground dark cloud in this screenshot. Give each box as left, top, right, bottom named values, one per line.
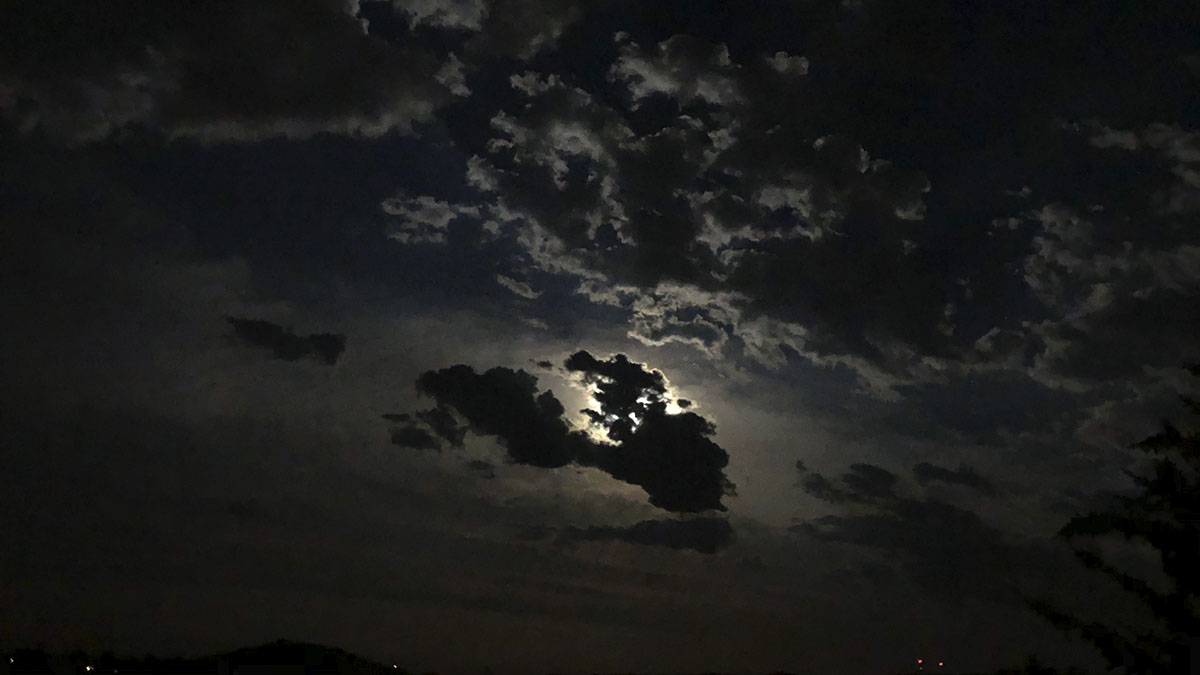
left=561, top=517, right=733, bottom=555
left=796, top=461, right=1041, bottom=602
left=391, top=0, right=487, bottom=31
left=796, top=500, right=1022, bottom=602
left=913, top=462, right=997, bottom=496
left=708, top=124, right=943, bottom=365
left=1032, top=287, right=1200, bottom=389
left=462, top=0, right=610, bottom=60
left=8, top=0, right=1195, bottom=406
left=0, top=0, right=451, bottom=143
left=608, top=34, right=741, bottom=109
left=416, top=364, right=583, bottom=467
left=378, top=0, right=1200, bottom=410
left=389, top=425, right=442, bottom=451
left=566, top=350, right=670, bottom=442
left=382, top=194, right=481, bottom=245
left=840, top=463, right=898, bottom=500
left=566, top=350, right=734, bottom=512
left=448, top=28, right=948, bottom=369
left=994, top=188, right=1200, bottom=394
left=427, top=27, right=955, bottom=381
left=466, top=459, right=496, bottom=478
left=417, top=406, right=468, bottom=447
left=513, top=524, right=555, bottom=542
left=407, top=352, right=733, bottom=512
left=799, top=464, right=896, bottom=505
left=593, top=406, right=733, bottom=513
left=799, top=473, right=851, bottom=505
left=226, top=317, right=346, bottom=365
left=886, top=370, right=1083, bottom=445
left=388, top=0, right=609, bottom=61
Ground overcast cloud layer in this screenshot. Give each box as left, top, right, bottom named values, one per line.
left=3, top=2, right=1199, bottom=674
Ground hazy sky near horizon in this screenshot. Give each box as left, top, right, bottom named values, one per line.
left=2, top=2, right=1199, bottom=673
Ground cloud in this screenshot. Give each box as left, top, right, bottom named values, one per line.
left=625, top=286, right=737, bottom=357
left=885, top=370, right=1082, bottom=445
left=1012, top=126, right=1200, bottom=385
left=1015, top=200, right=1200, bottom=392
left=840, top=463, right=898, bottom=499
left=438, top=41, right=955, bottom=389
left=392, top=0, right=488, bottom=30
left=565, top=350, right=670, bottom=438
left=800, top=472, right=852, bottom=505
left=1088, top=122, right=1200, bottom=165
left=1031, top=285, right=1200, bottom=389
left=452, top=67, right=729, bottom=295
left=466, top=459, right=496, bottom=478
left=435, top=52, right=472, bottom=97
left=389, top=424, right=442, bottom=450
left=0, top=0, right=615, bottom=142
left=1073, top=366, right=1200, bottom=449
left=416, top=364, right=583, bottom=467
left=592, top=405, right=734, bottom=513
left=561, top=517, right=734, bottom=554
left=226, top=317, right=346, bottom=365
left=15, top=0, right=1193, bottom=415
left=461, top=0, right=605, bottom=61
left=715, top=142, right=941, bottom=373
left=383, top=194, right=480, bottom=245
left=799, top=464, right=896, bottom=505
left=608, top=35, right=742, bottom=109
left=765, top=51, right=809, bottom=77
left=417, top=406, right=467, bottom=447
left=795, top=462, right=1042, bottom=602
left=565, top=350, right=734, bottom=512
left=0, top=0, right=451, bottom=143
left=396, top=4, right=1197, bottom=414
left=406, top=352, right=734, bottom=512
left=912, top=462, right=996, bottom=496
left=1020, top=203, right=1124, bottom=312
left=496, top=275, right=541, bottom=299
left=796, top=499, right=1022, bottom=601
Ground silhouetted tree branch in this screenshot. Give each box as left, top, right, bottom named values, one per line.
left=1031, top=367, right=1200, bottom=674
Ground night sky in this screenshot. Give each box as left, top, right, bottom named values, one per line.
left=2, top=2, right=1199, bottom=673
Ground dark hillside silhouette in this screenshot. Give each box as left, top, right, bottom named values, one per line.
left=3, top=641, right=406, bottom=675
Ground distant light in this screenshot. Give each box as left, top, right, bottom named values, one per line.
left=917, top=659, right=923, bottom=664
left=938, top=663, right=944, bottom=667
left=86, top=666, right=94, bottom=672
left=393, top=666, right=398, bottom=670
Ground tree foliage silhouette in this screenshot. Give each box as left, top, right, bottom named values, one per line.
left=1031, top=366, right=1200, bottom=673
